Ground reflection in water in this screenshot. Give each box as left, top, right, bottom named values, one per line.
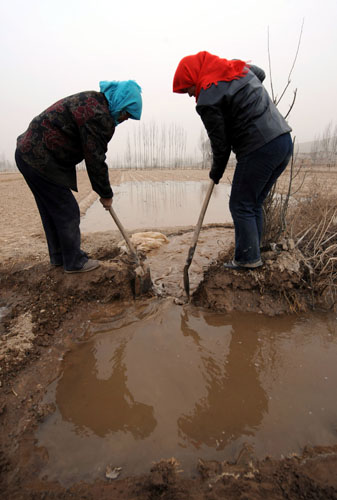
left=56, top=338, right=157, bottom=439
left=37, top=302, right=337, bottom=485
left=178, top=312, right=268, bottom=449
left=80, top=181, right=232, bottom=231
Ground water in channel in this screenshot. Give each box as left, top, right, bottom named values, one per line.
left=37, top=300, right=337, bottom=486
left=80, top=180, right=232, bottom=231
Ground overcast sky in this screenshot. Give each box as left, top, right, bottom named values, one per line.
left=1, top=0, right=336, bottom=164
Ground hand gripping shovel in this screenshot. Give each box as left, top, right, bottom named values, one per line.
left=183, top=180, right=215, bottom=299
left=108, top=205, right=152, bottom=296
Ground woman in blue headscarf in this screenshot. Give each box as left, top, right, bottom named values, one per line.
left=15, top=80, right=142, bottom=273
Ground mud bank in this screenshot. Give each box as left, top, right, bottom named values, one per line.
left=193, top=243, right=315, bottom=315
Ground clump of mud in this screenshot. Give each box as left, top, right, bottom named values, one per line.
left=141, top=458, right=187, bottom=500
left=193, top=241, right=317, bottom=315
left=195, top=445, right=337, bottom=500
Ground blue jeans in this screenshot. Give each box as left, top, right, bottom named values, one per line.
left=229, top=133, right=293, bottom=265
left=15, top=150, right=88, bottom=271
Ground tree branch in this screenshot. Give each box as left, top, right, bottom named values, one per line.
left=267, top=26, right=275, bottom=103
left=276, top=18, right=304, bottom=106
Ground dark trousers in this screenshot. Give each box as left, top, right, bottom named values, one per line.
left=15, top=150, right=88, bottom=271
left=229, top=133, right=293, bottom=265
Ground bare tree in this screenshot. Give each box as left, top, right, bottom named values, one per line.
left=199, top=129, right=212, bottom=169
left=309, top=121, right=337, bottom=169
left=0, top=153, right=17, bottom=172
left=330, top=123, right=337, bottom=167
left=310, top=135, right=321, bottom=166
left=262, top=20, right=305, bottom=245
left=122, top=122, right=188, bottom=169
left=267, top=19, right=304, bottom=114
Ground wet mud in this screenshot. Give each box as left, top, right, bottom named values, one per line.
left=1, top=229, right=337, bottom=499
left=1, top=172, right=337, bottom=499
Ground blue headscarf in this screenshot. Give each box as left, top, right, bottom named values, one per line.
left=99, top=80, right=142, bottom=126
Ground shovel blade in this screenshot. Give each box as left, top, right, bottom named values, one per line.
left=183, top=263, right=190, bottom=298
left=183, top=245, right=196, bottom=298
left=133, top=264, right=152, bottom=297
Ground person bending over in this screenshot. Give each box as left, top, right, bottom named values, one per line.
left=173, top=51, right=292, bottom=269
left=15, top=80, right=142, bottom=273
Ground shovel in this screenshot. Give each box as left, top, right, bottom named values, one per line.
left=108, top=205, right=152, bottom=295
left=108, top=206, right=139, bottom=264
left=183, top=180, right=215, bottom=299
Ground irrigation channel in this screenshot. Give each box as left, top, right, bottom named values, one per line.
left=35, top=180, right=337, bottom=486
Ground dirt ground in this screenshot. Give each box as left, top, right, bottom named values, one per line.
left=1, top=167, right=337, bottom=499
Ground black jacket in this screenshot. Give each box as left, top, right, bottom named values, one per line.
left=196, top=66, right=291, bottom=179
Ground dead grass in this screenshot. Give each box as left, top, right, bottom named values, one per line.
left=263, top=161, right=337, bottom=309
left=289, top=189, right=337, bottom=308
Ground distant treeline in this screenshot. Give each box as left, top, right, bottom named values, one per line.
left=0, top=154, right=17, bottom=172
left=2, top=121, right=336, bottom=172
left=0, top=122, right=205, bottom=172
left=310, top=122, right=337, bottom=167
left=109, top=122, right=203, bottom=169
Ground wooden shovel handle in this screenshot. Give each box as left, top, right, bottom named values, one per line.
left=190, top=180, right=215, bottom=248
left=108, top=206, right=139, bottom=261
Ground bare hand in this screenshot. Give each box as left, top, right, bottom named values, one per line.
left=100, top=197, right=113, bottom=210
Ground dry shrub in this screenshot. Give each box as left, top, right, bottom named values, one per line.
left=288, top=183, right=337, bottom=308
left=263, top=154, right=336, bottom=309
left=262, top=186, right=289, bottom=245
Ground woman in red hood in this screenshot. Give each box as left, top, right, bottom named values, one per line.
left=173, top=51, right=292, bottom=269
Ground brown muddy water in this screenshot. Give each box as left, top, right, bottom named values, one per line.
left=80, top=181, right=232, bottom=231
left=37, top=300, right=337, bottom=486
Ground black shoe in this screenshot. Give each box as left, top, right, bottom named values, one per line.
left=223, top=260, right=242, bottom=270
left=65, top=259, right=100, bottom=274
left=223, top=259, right=263, bottom=270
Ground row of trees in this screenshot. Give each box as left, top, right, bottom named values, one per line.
left=118, top=122, right=194, bottom=169
left=2, top=125, right=337, bottom=173
left=0, top=122, right=201, bottom=172
left=0, top=154, right=16, bottom=172
left=310, top=121, right=337, bottom=167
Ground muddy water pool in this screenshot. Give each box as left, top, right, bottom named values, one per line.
left=80, top=181, right=232, bottom=231
left=37, top=300, right=337, bottom=485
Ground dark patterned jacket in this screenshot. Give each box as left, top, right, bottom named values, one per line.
left=16, top=91, right=115, bottom=198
